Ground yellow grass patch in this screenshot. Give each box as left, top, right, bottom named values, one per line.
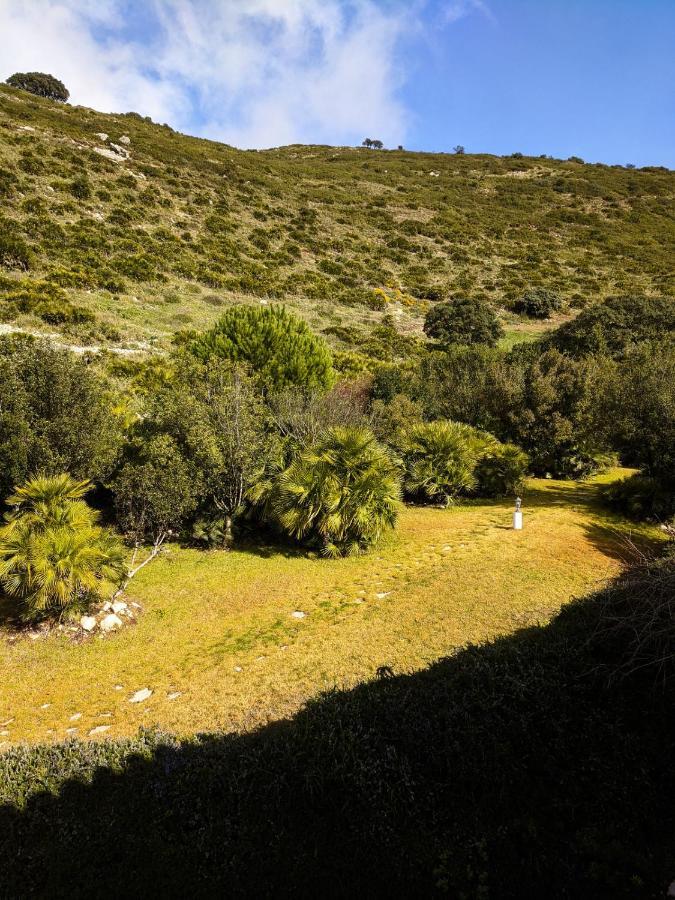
left=0, top=472, right=660, bottom=745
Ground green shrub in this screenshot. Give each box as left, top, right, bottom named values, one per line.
left=550, top=295, right=675, bottom=358
left=0, top=232, right=33, bottom=271
left=514, top=288, right=562, bottom=319
left=6, top=72, right=69, bottom=101
left=399, top=420, right=481, bottom=505
left=474, top=441, right=529, bottom=497
left=188, top=304, right=335, bottom=393
left=424, top=297, right=503, bottom=347
left=272, top=426, right=402, bottom=556
left=0, top=474, right=124, bottom=622
left=601, top=474, right=675, bottom=521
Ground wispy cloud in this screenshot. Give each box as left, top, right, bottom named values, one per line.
left=0, top=0, right=416, bottom=148
left=443, top=0, right=496, bottom=26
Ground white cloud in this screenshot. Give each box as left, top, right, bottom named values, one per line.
left=0, top=0, right=414, bottom=148
left=444, top=0, right=495, bottom=26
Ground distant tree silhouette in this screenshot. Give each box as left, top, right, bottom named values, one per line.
left=371, top=139, right=384, bottom=150
left=6, top=72, right=69, bottom=102
left=453, top=145, right=465, bottom=155
left=362, top=138, right=373, bottom=149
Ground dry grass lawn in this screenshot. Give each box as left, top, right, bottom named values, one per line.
left=0, top=471, right=660, bottom=746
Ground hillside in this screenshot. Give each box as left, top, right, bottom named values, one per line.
left=0, top=83, right=673, bottom=356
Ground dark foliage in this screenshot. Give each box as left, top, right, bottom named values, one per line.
left=423, top=297, right=503, bottom=347
left=514, top=287, right=563, bottom=319
left=549, top=295, right=675, bottom=358
left=6, top=72, right=69, bottom=102
left=1, top=562, right=674, bottom=897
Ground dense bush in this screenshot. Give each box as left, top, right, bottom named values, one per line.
left=0, top=338, right=122, bottom=501
left=0, top=475, right=124, bottom=622
left=272, top=426, right=401, bottom=556
left=513, top=287, right=562, bottom=319
left=474, top=440, right=528, bottom=498
left=399, top=421, right=481, bottom=505
left=601, top=474, right=675, bottom=521
left=588, top=341, right=675, bottom=490
left=550, top=295, right=675, bottom=357
left=187, top=305, right=335, bottom=393
left=6, top=72, right=69, bottom=102
left=423, top=297, right=503, bottom=347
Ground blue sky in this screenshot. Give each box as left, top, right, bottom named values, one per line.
left=1, top=0, right=673, bottom=166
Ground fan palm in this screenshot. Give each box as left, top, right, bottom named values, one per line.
left=274, top=427, right=402, bottom=557
left=0, top=475, right=125, bottom=621
left=400, top=421, right=481, bottom=506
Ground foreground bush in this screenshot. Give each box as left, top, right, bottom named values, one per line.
left=273, top=426, right=401, bottom=556
left=1, top=560, right=673, bottom=896
left=399, top=420, right=480, bottom=505
left=0, top=475, right=124, bottom=622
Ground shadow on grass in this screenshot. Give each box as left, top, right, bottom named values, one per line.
left=1, top=565, right=674, bottom=899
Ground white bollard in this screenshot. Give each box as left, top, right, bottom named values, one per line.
left=513, top=496, right=523, bottom=530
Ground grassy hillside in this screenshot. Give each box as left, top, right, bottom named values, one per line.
left=0, top=84, right=673, bottom=355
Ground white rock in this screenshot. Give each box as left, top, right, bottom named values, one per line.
left=40, top=702, right=51, bottom=709
left=100, top=613, right=123, bottom=632
left=93, top=146, right=126, bottom=162
left=291, top=610, right=306, bottom=619
left=0, top=718, right=14, bottom=727
left=80, top=615, right=97, bottom=632
left=129, top=688, right=152, bottom=703
left=114, top=685, right=124, bottom=691
left=66, top=727, right=78, bottom=735
left=102, top=602, right=112, bottom=612
left=88, top=725, right=111, bottom=736
left=375, top=592, right=391, bottom=599
left=167, top=691, right=182, bottom=701
left=110, top=142, right=130, bottom=158
left=69, top=713, right=82, bottom=721
left=234, top=666, right=242, bottom=672
left=111, top=600, right=127, bottom=614
left=0, top=730, right=9, bottom=737
left=118, top=134, right=131, bottom=144
left=95, top=132, right=108, bottom=141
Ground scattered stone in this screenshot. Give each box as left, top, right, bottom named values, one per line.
left=110, top=142, right=130, bottom=158
left=88, top=725, right=111, bottom=736
left=46, top=185, right=55, bottom=192
left=111, top=600, right=127, bottom=614
left=80, top=615, right=97, bottom=632
left=114, top=685, right=124, bottom=691
left=375, top=592, right=391, bottom=599
left=97, top=712, right=112, bottom=718
left=66, top=727, right=78, bottom=735
left=167, top=691, right=182, bottom=701
left=69, top=713, right=82, bottom=721
left=129, top=688, right=152, bottom=703
left=93, top=146, right=127, bottom=162
left=40, top=703, right=51, bottom=709
left=442, top=545, right=451, bottom=551
left=0, top=730, right=9, bottom=737
left=354, top=598, right=364, bottom=604
left=130, top=602, right=142, bottom=609
left=28, top=632, right=42, bottom=641
left=102, top=602, right=112, bottom=612
left=118, top=134, right=131, bottom=145
left=100, top=613, right=123, bottom=632
left=291, top=610, right=306, bottom=619
left=95, top=132, right=108, bottom=141
left=1, top=718, right=14, bottom=727
left=234, top=666, right=242, bottom=672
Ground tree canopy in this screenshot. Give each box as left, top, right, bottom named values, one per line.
left=187, top=305, right=335, bottom=393
left=6, top=72, right=69, bottom=102
left=423, top=298, right=503, bottom=348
